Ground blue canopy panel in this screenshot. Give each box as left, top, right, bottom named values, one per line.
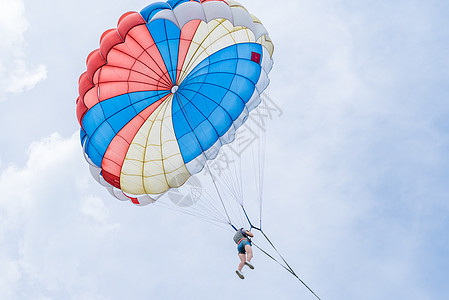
left=140, top=2, right=171, bottom=22
left=172, top=43, right=263, bottom=164
left=80, top=128, right=87, bottom=146
left=82, top=90, right=170, bottom=167
left=146, top=19, right=180, bottom=85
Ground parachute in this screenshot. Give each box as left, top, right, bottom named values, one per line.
left=76, top=0, right=274, bottom=213
left=76, top=1, right=322, bottom=298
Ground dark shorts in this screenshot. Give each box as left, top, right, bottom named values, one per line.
left=237, top=238, right=251, bottom=254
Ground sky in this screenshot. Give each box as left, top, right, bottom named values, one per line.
left=1, top=0, right=449, bottom=299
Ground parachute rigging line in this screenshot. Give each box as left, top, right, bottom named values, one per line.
left=204, top=160, right=233, bottom=225
left=231, top=225, right=322, bottom=300
left=257, top=229, right=322, bottom=300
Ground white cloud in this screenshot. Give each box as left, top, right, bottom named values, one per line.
left=0, top=133, right=115, bottom=299
left=0, top=258, right=20, bottom=300
left=80, top=196, right=120, bottom=233
left=0, top=0, right=47, bottom=100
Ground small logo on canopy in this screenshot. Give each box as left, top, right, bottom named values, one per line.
left=251, top=52, right=261, bottom=64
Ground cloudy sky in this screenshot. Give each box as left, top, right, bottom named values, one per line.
left=1, top=0, right=449, bottom=299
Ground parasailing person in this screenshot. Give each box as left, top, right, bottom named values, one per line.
left=234, top=228, right=254, bottom=279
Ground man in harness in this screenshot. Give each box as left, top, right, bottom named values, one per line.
left=233, top=228, right=254, bottom=279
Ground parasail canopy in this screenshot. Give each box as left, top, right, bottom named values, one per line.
left=76, top=0, right=274, bottom=205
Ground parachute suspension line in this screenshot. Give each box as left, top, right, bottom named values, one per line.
left=252, top=228, right=322, bottom=300
left=258, top=95, right=268, bottom=229
left=228, top=144, right=244, bottom=202
left=199, top=187, right=237, bottom=223
left=228, top=205, right=322, bottom=300
left=235, top=127, right=245, bottom=204
left=250, top=110, right=262, bottom=202
left=241, top=205, right=260, bottom=231
left=201, top=157, right=246, bottom=228
left=250, top=108, right=262, bottom=228
left=206, top=122, right=245, bottom=207
left=211, top=158, right=240, bottom=204
left=155, top=200, right=231, bottom=230
left=205, top=162, right=232, bottom=222
left=242, top=94, right=269, bottom=230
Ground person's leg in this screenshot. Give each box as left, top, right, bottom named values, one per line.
left=243, top=244, right=254, bottom=270
left=238, top=253, right=246, bottom=272
left=245, top=244, right=253, bottom=262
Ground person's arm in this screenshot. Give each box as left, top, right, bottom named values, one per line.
left=245, top=230, right=254, bottom=238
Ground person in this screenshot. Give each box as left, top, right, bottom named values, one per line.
left=233, top=228, right=254, bottom=279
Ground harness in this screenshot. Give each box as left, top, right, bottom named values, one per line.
left=237, top=238, right=246, bottom=245
left=237, top=237, right=252, bottom=247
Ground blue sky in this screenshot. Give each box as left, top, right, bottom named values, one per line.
left=1, top=0, right=449, bottom=299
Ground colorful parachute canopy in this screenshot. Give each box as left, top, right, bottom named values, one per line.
left=76, top=0, right=274, bottom=204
